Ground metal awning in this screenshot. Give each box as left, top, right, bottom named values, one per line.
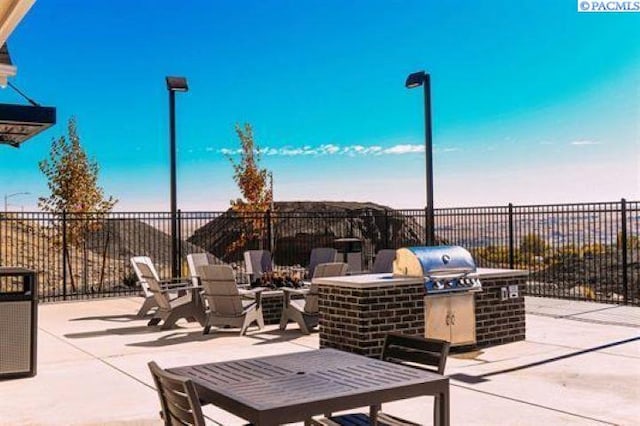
left=0, top=103, right=55, bottom=147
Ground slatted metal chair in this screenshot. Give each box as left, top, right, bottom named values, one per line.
left=308, top=247, right=338, bottom=279
left=371, top=249, right=396, bottom=274
left=313, top=333, right=450, bottom=426
left=134, top=261, right=204, bottom=330
left=148, top=361, right=206, bottom=426
left=198, top=264, right=265, bottom=336
left=280, top=262, right=348, bottom=334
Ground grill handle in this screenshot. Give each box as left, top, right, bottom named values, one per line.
left=427, top=271, right=473, bottom=281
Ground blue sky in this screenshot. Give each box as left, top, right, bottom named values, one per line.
left=1, top=0, right=638, bottom=211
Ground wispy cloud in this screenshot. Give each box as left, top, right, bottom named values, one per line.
left=570, top=140, right=601, bottom=146
left=210, top=138, right=602, bottom=157
left=212, top=143, right=461, bottom=157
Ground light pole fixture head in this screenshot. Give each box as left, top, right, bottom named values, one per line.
left=166, top=76, right=189, bottom=92
left=405, top=71, right=427, bottom=89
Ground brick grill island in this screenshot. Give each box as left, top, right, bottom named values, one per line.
left=473, top=268, right=528, bottom=348
left=315, top=275, right=425, bottom=358
left=316, top=269, right=527, bottom=357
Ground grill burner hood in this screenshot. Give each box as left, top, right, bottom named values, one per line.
left=393, top=245, right=481, bottom=294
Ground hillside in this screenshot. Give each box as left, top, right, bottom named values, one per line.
left=0, top=216, right=214, bottom=299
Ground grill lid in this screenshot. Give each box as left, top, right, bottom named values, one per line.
left=393, top=245, right=476, bottom=278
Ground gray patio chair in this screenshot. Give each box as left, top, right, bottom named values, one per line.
left=148, top=361, right=206, bottom=426
left=186, top=253, right=220, bottom=287
left=308, top=247, right=338, bottom=278
left=133, top=260, right=204, bottom=330
left=279, top=262, right=348, bottom=334
left=130, top=256, right=186, bottom=317
left=371, top=249, right=396, bottom=274
left=313, top=333, right=450, bottom=426
left=198, top=264, right=265, bottom=336
left=244, top=250, right=273, bottom=284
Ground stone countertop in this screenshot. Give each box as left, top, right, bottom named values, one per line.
left=471, top=268, right=529, bottom=279
left=314, top=273, right=423, bottom=288
left=313, top=268, right=529, bottom=289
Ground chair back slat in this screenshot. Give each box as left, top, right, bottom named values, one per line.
left=131, top=256, right=161, bottom=297
left=244, top=250, right=273, bottom=281
left=305, top=262, right=348, bottom=313
left=371, top=249, right=396, bottom=274
left=312, top=262, right=348, bottom=279
left=198, top=264, right=244, bottom=316
left=308, top=247, right=338, bottom=278
left=187, top=253, right=217, bottom=287
left=148, top=361, right=205, bottom=426
left=135, top=262, right=171, bottom=310
left=382, top=333, right=450, bottom=375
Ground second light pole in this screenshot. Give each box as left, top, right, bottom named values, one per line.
left=166, top=76, right=189, bottom=279
left=405, top=70, right=435, bottom=246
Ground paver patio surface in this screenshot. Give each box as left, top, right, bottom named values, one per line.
left=0, top=296, right=637, bottom=425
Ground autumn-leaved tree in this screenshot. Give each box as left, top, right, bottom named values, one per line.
left=227, top=123, right=273, bottom=251
left=39, top=118, right=117, bottom=292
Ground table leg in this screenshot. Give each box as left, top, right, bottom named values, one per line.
left=434, top=387, right=450, bottom=426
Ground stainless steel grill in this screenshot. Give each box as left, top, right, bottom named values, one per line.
left=393, top=245, right=481, bottom=294
left=393, top=246, right=482, bottom=346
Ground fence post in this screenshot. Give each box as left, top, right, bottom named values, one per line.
left=424, top=206, right=429, bottom=246
left=177, top=209, right=182, bottom=276
left=508, top=203, right=515, bottom=269
left=62, top=210, right=67, bottom=301
left=384, top=210, right=389, bottom=248
left=266, top=209, right=272, bottom=252
left=621, top=198, right=628, bottom=304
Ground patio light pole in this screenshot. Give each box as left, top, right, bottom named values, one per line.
left=166, top=76, right=189, bottom=280
left=4, top=192, right=30, bottom=213
left=405, top=70, right=435, bottom=246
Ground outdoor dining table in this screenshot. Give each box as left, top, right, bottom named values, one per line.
left=169, top=348, right=450, bottom=426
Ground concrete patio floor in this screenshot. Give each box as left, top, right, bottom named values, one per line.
left=0, top=296, right=638, bottom=425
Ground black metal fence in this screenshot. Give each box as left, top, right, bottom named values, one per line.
left=0, top=199, right=637, bottom=305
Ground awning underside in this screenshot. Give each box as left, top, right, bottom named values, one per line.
left=0, top=103, right=56, bottom=147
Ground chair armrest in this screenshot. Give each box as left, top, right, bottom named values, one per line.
left=281, top=288, right=309, bottom=296
left=158, top=277, right=192, bottom=285
left=244, top=288, right=264, bottom=306
left=240, top=287, right=267, bottom=295
left=149, top=285, right=200, bottom=294
left=281, top=287, right=309, bottom=307
left=136, top=280, right=183, bottom=291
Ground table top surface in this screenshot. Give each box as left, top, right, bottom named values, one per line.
left=169, top=348, right=446, bottom=412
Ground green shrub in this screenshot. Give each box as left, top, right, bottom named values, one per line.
left=519, top=233, right=547, bottom=257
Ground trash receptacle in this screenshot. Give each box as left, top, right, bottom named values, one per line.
left=0, top=267, right=37, bottom=379
left=334, top=238, right=363, bottom=273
